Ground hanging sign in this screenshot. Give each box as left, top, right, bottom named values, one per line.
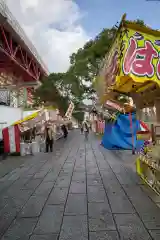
left=119, top=27, right=160, bottom=88
left=65, top=102, right=75, bottom=119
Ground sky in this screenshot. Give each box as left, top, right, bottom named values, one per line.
left=6, top=0, right=160, bottom=73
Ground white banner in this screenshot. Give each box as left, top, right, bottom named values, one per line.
left=65, top=102, right=74, bottom=119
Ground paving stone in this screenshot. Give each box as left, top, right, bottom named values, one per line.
left=86, top=164, right=97, bottom=170
left=87, top=167, right=99, bottom=175
left=59, top=169, right=72, bottom=176
left=0, top=205, right=17, bottom=239
left=87, top=175, right=102, bottom=186
left=74, top=167, right=85, bottom=172
left=71, top=179, right=86, bottom=184
left=55, top=176, right=71, bottom=188
left=30, top=234, right=58, bottom=240
left=22, top=179, right=42, bottom=190
left=88, top=202, right=111, bottom=218
left=65, top=194, right=87, bottom=215
left=34, top=205, right=64, bottom=234
left=115, top=171, right=137, bottom=185
left=108, top=195, right=135, bottom=213
left=89, top=231, right=120, bottom=240
left=89, top=213, right=116, bottom=231
left=33, top=182, right=53, bottom=196
left=100, top=171, right=120, bottom=188
left=19, top=195, right=47, bottom=218
left=123, top=185, right=160, bottom=219
left=6, top=171, right=20, bottom=181
left=0, top=180, right=14, bottom=194
left=47, top=187, right=68, bottom=205
left=97, top=164, right=110, bottom=171
left=140, top=211, right=160, bottom=230
left=63, top=163, right=74, bottom=169
left=1, top=189, right=33, bottom=211
left=141, top=185, right=160, bottom=204
left=69, top=182, right=86, bottom=194
left=87, top=186, right=107, bottom=202
left=1, top=217, right=37, bottom=240
left=106, top=186, right=135, bottom=213
left=33, top=170, right=49, bottom=179
left=114, top=213, right=152, bottom=240
left=87, top=173, right=101, bottom=178
left=60, top=168, right=73, bottom=174
left=1, top=132, right=160, bottom=240
left=10, top=177, right=30, bottom=190
left=27, top=166, right=43, bottom=175
left=149, top=230, right=160, bottom=240
left=43, top=172, right=58, bottom=182
left=59, top=215, right=88, bottom=240
left=72, top=172, right=86, bottom=181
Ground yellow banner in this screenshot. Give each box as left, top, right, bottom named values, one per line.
left=99, top=36, right=120, bottom=88
left=95, top=20, right=160, bottom=103
left=94, top=35, right=121, bottom=103
left=119, top=28, right=160, bottom=87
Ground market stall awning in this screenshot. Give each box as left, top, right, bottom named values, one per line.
left=95, top=14, right=160, bottom=108
left=12, top=110, right=41, bottom=125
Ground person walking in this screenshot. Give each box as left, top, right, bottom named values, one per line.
left=80, top=124, right=83, bottom=134
left=45, top=124, right=54, bottom=152
left=83, top=121, right=89, bottom=140
left=61, top=124, right=68, bottom=138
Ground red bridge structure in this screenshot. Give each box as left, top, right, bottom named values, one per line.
left=0, top=1, right=48, bottom=107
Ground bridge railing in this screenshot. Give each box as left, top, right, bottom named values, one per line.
left=0, top=0, right=49, bottom=74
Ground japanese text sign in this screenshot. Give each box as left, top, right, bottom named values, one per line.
left=120, top=28, right=160, bottom=86
left=100, top=37, right=120, bottom=88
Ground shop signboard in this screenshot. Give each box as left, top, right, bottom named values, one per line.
left=119, top=27, right=160, bottom=88
left=96, top=37, right=120, bottom=102
left=100, top=37, right=120, bottom=87
left=96, top=18, right=160, bottom=103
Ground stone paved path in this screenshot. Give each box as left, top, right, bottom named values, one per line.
left=0, top=131, right=160, bottom=240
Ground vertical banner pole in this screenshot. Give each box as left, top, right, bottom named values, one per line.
left=129, top=112, right=135, bottom=155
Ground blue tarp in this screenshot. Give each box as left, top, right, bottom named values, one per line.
left=101, top=112, right=144, bottom=150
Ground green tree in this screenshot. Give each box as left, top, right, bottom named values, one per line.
left=69, top=28, right=117, bottom=83
left=34, top=73, right=69, bottom=115
left=72, top=111, right=84, bottom=123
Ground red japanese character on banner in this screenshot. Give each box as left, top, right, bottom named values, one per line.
left=123, top=37, right=158, bottom=77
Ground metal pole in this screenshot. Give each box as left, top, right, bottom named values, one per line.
left=129, top=112, right=135, bottom=155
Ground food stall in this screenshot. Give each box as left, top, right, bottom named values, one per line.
left=95, top=14, right=160, bottom=195
left=2, top=107, right=66, bottom=156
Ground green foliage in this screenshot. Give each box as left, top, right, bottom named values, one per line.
left=72, top=111, right=84, bottom=123
left=34, top=74, right=69, bottom=115
left=69, top=28, right=117, bottom=82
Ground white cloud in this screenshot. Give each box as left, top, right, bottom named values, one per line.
left=6, top=0, right=89, bottom=73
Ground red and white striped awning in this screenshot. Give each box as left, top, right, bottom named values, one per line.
left=3, top=125, right=20, bottom=153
